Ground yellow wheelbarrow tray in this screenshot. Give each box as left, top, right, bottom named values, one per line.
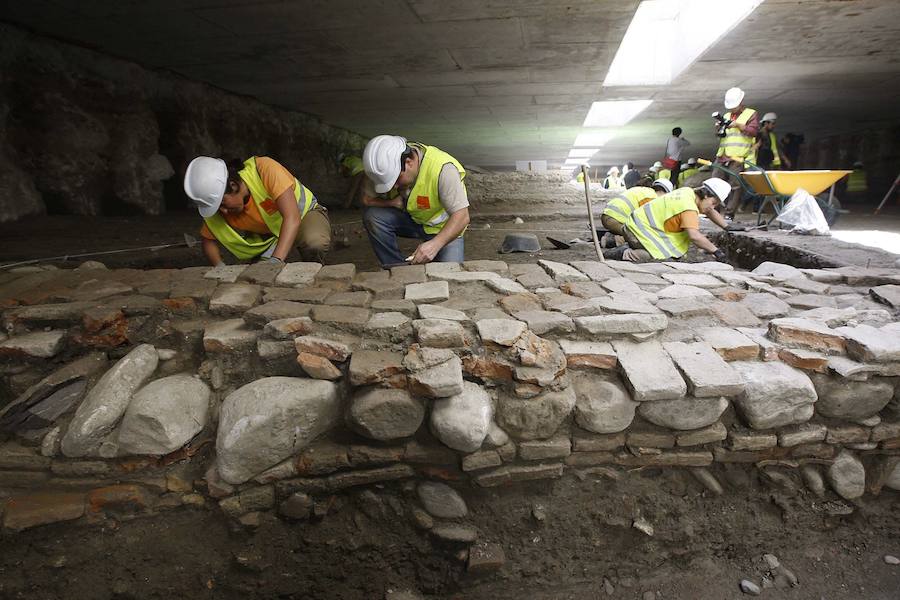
left=739, top=169, right=853, bottom=196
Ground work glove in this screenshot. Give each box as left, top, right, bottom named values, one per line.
left=266, top=256, right=285, bottom=265
left=712, top=249, right=728, bottom=262
left=726, top=224, right=746, bottom=232
left=214, top=261, right=226, bottom=268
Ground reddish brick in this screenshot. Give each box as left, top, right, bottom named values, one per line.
left=3, top=492, right=85, bottom=531
left=87, top=484, right=152, bottom=514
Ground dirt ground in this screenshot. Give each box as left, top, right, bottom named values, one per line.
left=2, top=203, right=899, bottom=273
left=1, top=468, right=898, bottom=600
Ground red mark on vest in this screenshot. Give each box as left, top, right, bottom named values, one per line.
left=259, top=198, right=277, bottom=214
left=416, top=195, right=430, bottom=210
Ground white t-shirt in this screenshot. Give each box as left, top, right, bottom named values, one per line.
left=363, top=147, right=469, bottom=214
left=665, top=136, right=691, bottom=161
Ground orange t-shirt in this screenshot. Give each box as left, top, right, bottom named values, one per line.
left=663, top=209, right=699, bottom=233
left=200, top=157, right=296, bottom=240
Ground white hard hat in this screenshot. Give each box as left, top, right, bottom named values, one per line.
left=761, top=112, right=777, bottom=123
left=652, top=178, right=674, bottom=194
left=651, top=161, right=662, bottom=170
left=702, top=177, right=731, bottom=203
left=607, top=166, right=619, bottom=175
left=724, top=87, right=745, bottom=110
left=687, top=157, right=697, bottom=166
left=363, top=135, right=407, bottom=194
left=184, top=156, right=227, bottom=218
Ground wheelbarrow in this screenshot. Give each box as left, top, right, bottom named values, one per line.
left=697, top=158, right=851, bottom=227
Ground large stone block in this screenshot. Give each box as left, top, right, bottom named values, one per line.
left=571, top=372, right=637, bottom=433
left=730, top=361, right=817, bottom=430
left=216, top=377, right=340, bottom=484
left=408, top=354, right=464, bottom=398
left=497, top=386, right=576, bottom=440
left=0, top=330, right=66, bottom=359
left=347, top=388, right=424, bottom=441
left=209, top=283, right=261, bottom=314
left=430, top=381, right=493, bottom=452
left=117, top=374, right=210, bottom=455
left=836, top=324, right=900, bottom=363
left=412, top=319, right=466, bottom=348
left=663, top=342, right=744, bottom=397
left=810, top=374, right=894, bottom=420
left=827, top=450, right=865, bottom=500
left=538, top=260, right=589, bottom=283
left=768, top=318, right=846, bottom=354
left=275, top=262, right=323, bottom=287
left=60, top=344, right=159, bottom=457
left=611, top=340, right=686, bottom=401
left=575, top=313, right=667, bottom=336
left=637, top=396, right=729, bottom=431
left=405, top=281, right=450, bottom=303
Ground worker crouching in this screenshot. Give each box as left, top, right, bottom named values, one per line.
left=605, top=178, right=733, bottom=263
left=184, top=156, right=331, bottom=267
left=599, top=179, right=673, bottom=248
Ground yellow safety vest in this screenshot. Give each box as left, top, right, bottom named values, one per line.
left=658, top=168, right=671, bottom=180
left=847, top=170, right=868, bottom=193
left=768, top=132, right=782, bottom=168
left=406, top=144, right=467, bottom=235
left=204, top=157, right=316, bottom=260
left=576, top=172, right=585, bottom=183
left=625, top=188, right=698, bottom=260
left=716, top=108, right=757, bottom=162
left=677, top=167, right=698, bottom=186
left=602, top=187, right=657, bottom=223
left=341, top=155, right=365, bottom=177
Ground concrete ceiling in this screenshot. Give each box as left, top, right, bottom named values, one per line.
left=4, top=0, right=900, bottom=170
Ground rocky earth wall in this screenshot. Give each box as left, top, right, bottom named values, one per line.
left=1, top=258, right=900, bottom=542
left=0, top=23, right=367, bottom=222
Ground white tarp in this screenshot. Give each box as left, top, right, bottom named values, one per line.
left=774, top=188, right=830, bottom=235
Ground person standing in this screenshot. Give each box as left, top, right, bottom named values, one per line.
left=715, top=87, right=759, bottom=218
left=361, top=135, right=469, bottom=266
left=664, top=127, right=691, bottom=185
left=603, top=166, right=625, bottom=190
left=755, top=113, right=791, bottom=170
left=183, top=155, right=331, bottom=266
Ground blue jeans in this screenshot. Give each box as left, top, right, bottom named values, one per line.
left=363, top=206, right=465, bottom=267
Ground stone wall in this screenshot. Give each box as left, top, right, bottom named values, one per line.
left=0, top=23, right=367, bottom=223
left=1, top=258, right=899, bottom=534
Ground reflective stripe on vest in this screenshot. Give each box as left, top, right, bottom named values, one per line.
left=406, top=143, right=467, bottom=235
left=624, top=188, right=696, bottom=260
left=847, top=170, right=867, bottom=193
left=769, top=132, right=782, bottom=167
left=602, top=187, right=656, bottom=223
left=203, top=157, right=317, bottom=260
left=716, top=108, right=756, bottom=160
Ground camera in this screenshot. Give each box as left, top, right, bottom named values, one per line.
left=711, top=111, right=732, bottom=138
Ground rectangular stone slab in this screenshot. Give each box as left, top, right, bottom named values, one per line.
left=612, top=340, right=686, bottom=401
left=663, top=341, right=745, bottom=397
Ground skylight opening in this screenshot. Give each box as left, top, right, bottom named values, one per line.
left=582, top=100, right=653, bottom=127
left=603, top=0, right=764, bottom=87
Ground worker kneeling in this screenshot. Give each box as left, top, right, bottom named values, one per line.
left=606, top=178, right=733, bottom=263
left=600, top=179, right=673, bottom=248
left=184, top=156, right=331, bottom=266
left=361, top=135, right=469, bottom=267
